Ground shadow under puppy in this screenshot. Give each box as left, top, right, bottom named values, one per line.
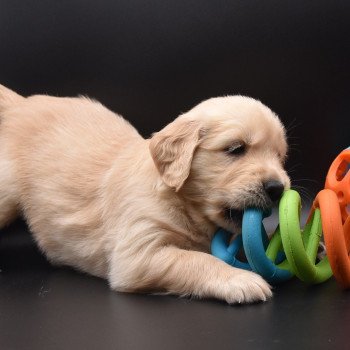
left=0, top=84, right=290, bottom=304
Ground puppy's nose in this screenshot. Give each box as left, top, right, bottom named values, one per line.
left=263, top=180, right=284, bottom=202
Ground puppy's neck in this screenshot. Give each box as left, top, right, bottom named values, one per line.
left=146, top=163, right=216, bottom=248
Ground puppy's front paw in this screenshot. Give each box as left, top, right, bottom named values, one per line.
left=222, top=270, right=272, bottom=304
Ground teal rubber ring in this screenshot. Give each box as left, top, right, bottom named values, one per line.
left=242, top=208, right=293, bottom=284
left=211, top=228, right=251, bottom=270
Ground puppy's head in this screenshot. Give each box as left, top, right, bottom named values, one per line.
left=150, top=96, right=290, bottom=232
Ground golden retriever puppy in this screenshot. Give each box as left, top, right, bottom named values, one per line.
left=0, top=84, right=290, bottom=304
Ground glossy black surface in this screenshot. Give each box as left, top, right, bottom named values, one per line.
left=0, top=220, right=349, bottom=350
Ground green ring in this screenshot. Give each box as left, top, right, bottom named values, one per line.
left=278, top=190, right=332, bottom=284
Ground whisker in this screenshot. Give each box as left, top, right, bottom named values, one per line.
left=292, top=178, right=319, bottom=184
left=285, top=119, right=303, bottom=135
left=287, top=163, right=302, bottom=173
left=291, top=184, right=315, bottom=203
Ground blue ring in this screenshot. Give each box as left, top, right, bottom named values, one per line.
left=211, top=228, right=251, bottom=270
left=242, top=208, right=293, bottom=283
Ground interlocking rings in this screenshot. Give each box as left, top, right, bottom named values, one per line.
left=211, top=190, right=332, bottom=285
left=211, top=147, right=350, bottom=287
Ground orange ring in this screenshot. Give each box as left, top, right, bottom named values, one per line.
left=325, top=148, right=350, bottom=223
left=313, top=189, right=350, bottom=288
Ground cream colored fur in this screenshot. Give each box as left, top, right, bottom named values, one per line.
left=0, top=84, right=290, bottom=304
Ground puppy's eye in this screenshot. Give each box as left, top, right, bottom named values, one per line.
left=225, top=143, right=246, bottom=156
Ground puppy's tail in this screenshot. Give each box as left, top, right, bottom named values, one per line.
left=0, top=84, right=25, bottom=113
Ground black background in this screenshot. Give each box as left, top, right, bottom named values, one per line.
left=1, top=0, right=350, bottom=198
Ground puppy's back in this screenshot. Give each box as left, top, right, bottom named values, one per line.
left=0, top=86, right=146, bottom=276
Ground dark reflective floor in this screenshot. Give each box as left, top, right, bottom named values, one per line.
left=0, top=219, right=348, bottom=350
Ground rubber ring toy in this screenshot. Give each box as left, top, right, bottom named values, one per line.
left=211, top=228, right=251, bottom=270
left=279, top=190, right=332, bottom=284
left=312, top=189, right=350, bottom=288
left=242, top=206, right=293, bottom=284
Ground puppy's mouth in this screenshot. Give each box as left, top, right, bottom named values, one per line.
left=223, top=207, right=244, bottom=225
left=220, top=189, right=275, bottom=229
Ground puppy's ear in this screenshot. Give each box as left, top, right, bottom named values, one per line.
left=149, top=118, right=203, bottom=191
